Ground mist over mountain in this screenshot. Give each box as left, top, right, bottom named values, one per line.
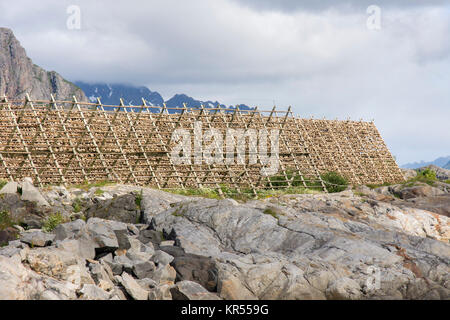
left=0, top=26, right=253, bottom=113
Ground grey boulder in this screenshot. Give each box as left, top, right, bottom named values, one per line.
left=20, top=179, right=50, bottom=207
left=20, top=230, right=55, bottom=247
left=118, top=272, right=149, bottom=300
left=170, top=281, right=221, bottom=300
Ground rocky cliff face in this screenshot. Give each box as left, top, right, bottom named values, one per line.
left=0, top=179, right=449, bottom=300
left=0, top=28, right=87, bottom=101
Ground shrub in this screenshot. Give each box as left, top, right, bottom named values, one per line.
left=267, top=170, right=305, bottom=188
left=42, top=212, right=65, bottom=233
left=0, top=180, right=7, bottom=190
left=266, top=170, right=347, bottom=193
left=405, top=168, right=438, bottom=186
left=320, top=172, right=348, bottom=193
left=418, top=168, right=437, bottom=181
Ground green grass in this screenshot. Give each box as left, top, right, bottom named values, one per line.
left=94, top=189, right=105, bottom=196
left=42, top=212, right=65, bottom=233
left=72, top=198, right=82, bottom=213
left=166, top=185, right=321, bottom=201
left=135, top=189, right=143, bottom=209
left=320, top=172, right=348, bottom=193
left=254, top=187, right=320, bottom=198
left=366, top=169, right=441, bottom=189
left=267, top=170, right=348, bottom=193
left=404, top=168, right=438, bottom=186
left=444, top=180, right=450, bottom=185
left=0, top=211, right=14, bottom=230
left=263, top=208, right=279, bottom=219
left=71, top=180, right=116, bottom=191
left=166, top=188, right=222, bottom=199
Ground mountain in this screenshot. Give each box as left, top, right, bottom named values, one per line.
left=165, top=93, right=217, bottom=108
left=164, top=93, right=248, bottom=109
left=401, top=156, right=450, bottom=169
left=0, top=27, right=86, bottom=101
left=0, top=27, right=252, bottom=111
left=75, top=82, right=164, bottom=106
left=444, top=161, right=450, bottom=170
left=74, top=82, right=253, bottom=113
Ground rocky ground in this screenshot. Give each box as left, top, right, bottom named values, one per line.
left=0, top=177, right=449, bottom=300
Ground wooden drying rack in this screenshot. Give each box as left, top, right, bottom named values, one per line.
left=0, top=95, right=405, bottom=194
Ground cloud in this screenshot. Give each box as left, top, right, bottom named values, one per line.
left=231, top=0, right=449, bottom=12
left=0, top=0, right=449, bottom=164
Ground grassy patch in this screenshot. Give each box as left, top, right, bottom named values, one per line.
left=367, top=169, right=439, bottom=189
left=366, top=182, right=394, bottom=189
left=0, top=180, right=7, bottom=190
left=267, top=170, right=348, bottom=193
left=72, top=198, right=82, bottom=213
left=266, top=170, right=304, bottom=188
left=94, top=188, right=105, bottom=196
left=393, top=193, right=402, bottom=199
left=320, top=172, right=348, bottom=193
left=0, top=211, right=14, bottom=230
left=444, top=180, right=450, bottom=185
left=255, top=187, right=320, bottom=198
left=263, top=208, right=278, bottom=219
left=166, top=185, right=320, bottom=201
left=135, top=189, right=143, bottom=209
left=42, top=212, right=65, bottom=233
left=71, top=180, right=116, bottom=191
left=403, top=169, right=437, bottom=186
left=166, top=188, right=222, bottom=199
left=417, top=168, right=437, bottom=180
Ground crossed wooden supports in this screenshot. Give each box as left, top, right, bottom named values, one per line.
left=0, top=95, right=405, bottom=193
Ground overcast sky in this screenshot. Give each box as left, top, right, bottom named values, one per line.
left=1, top=0, right=449, bottom=165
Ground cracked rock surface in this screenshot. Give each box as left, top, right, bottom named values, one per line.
left=0, top=183, right=449, bottom=300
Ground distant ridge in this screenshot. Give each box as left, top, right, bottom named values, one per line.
left=75, top=82, right=164, bottom=106
left=401, top=156, right=450, bottom=169
left=75, top=81, right=253, bottom=113
left=444, top=161, right=450, bottom=170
